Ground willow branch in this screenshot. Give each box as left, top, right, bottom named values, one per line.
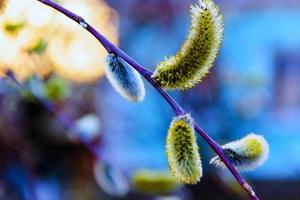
left=37, top=0, right=258, bottom=199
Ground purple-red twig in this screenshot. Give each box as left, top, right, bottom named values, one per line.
left=37, top=0, right=259, bottom=199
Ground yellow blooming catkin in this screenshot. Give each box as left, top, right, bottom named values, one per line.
left=166, top=114, right=202, bottom=184
left=153, top=0, right=223, bottom=90
left=210, top=133, right=270, bottom=171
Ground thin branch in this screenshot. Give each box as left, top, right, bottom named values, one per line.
left=37, top=0, right=258, bottom=199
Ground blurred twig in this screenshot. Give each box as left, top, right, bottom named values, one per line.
left=2, top=70, right=100, bottom=159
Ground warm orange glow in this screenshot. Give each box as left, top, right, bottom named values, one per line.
left=0, top=0, right=119, bottom=82
left=48, top=0, right=119, bottom=83
left=0, top=63, right=7, bottom=78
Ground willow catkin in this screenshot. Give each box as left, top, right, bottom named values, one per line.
left=210, top=133, right=270, bottom=171
left=166, top=114, right=202, bottom=184
left=105, top=54, right=145, bottom=102
left=153, top=0, right=223, bottom=90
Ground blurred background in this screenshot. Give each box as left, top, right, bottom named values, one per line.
left=0, top=0, right=300, bottom=199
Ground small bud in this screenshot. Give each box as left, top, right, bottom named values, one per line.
left=105, top=54, right=145, bottom=102
left=79, top=19, right=88, bottom=29
left=153, top=0, right=223, bottom=90
left=166, top=114, right=202, bottom=184
left=131, top=169, right=182, bottom=195
left=210, top=133, right=269, bottom=171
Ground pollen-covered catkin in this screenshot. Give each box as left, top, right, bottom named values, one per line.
left=105, top=54, right=145, bottom=102
left=210, top=133, right=269, bottom=171
left=166, top=114, right=202, bottom=184
left=153, top=0, right=223, bottom=90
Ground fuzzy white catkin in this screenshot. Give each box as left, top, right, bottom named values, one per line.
left=210, top=133, right=269, bottom=171
left=105, top=54, right=145, bottom=102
